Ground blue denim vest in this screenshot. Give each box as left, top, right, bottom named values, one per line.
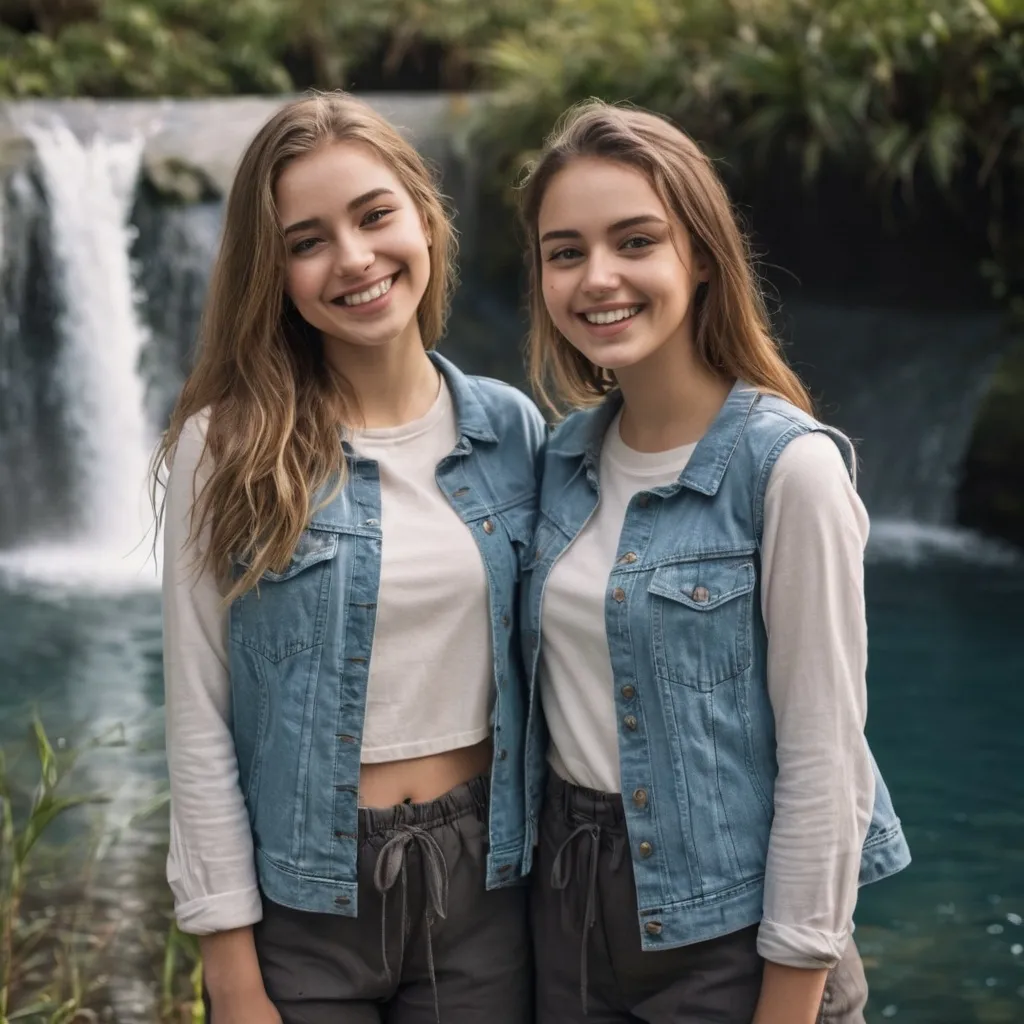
left=522, top=381, right=911, bottom=950
left=228, top=352, right=545, bottom=917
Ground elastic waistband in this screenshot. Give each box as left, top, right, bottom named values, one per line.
left=359, top=773, right=490, bottom=836
left=546, top=772, right=626, bottom=831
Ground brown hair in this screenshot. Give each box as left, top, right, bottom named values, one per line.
left=152, top=91, right=457, bottom=599
left=517, top=99, right=811, bottom=416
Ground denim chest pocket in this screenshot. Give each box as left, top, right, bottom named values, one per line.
left=648, top=555, right=756, bottom=690
left=231, top=527, right=340, bottom=663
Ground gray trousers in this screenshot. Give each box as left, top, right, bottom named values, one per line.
left=533, top=774, right=868, bottom=1023
left=248, top=775, right=532, bottom=1024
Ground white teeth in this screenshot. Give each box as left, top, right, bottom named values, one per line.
left=342, top=275, right=395, bottom=306
left=584, top=305, right=641, bottom=325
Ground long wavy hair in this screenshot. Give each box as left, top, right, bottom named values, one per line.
left=517, top=100, right=812, bottom=416
left=152, top=91, right=457, bottom=600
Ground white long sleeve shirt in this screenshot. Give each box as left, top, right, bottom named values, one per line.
left=162, top=382, right=494, bottom=934
left=539, top=417, right=875, bottom=968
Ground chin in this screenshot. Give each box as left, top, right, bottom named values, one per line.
left=577, top=341, right=655, bottom=374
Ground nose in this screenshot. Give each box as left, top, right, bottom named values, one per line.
left=334, top=232, right=374, bottom=278
left=581, top=248, right=620, bottom=295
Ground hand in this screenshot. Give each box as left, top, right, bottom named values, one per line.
left=208, top=986, right=282, bottom=1024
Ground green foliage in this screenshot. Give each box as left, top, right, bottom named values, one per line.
left=0, top=719, right=110, bottom=1022
left=0, top=0, right=292, bottom=97
left=0, top=0, right=548, bottom=97
left=0, top=718, right=197, bottom=1023
left=476, top=0, right=1024, bottom=316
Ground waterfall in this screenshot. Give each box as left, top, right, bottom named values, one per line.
left=0, top=122, right=159, bottom=591
left=777, top=300, right=1018, bottom=564
left=0, top=96, right=1018, bottom=573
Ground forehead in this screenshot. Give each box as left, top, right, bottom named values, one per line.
left=274, top=140, right=408, bottom=220
left=537, top=157, right=666, bottom=232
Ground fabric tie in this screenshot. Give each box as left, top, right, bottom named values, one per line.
left=373, top=824, right=450, bottom=1022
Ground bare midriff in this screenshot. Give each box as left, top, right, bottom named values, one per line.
left=358, top=737, right=493, bottom=808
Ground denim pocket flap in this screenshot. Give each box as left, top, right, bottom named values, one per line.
left=648, top=558, right=755, bottom=611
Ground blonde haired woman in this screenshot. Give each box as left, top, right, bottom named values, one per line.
left=517, top=101, right=910, bottom=1023
left=156, top=92, right=542, bottom=1024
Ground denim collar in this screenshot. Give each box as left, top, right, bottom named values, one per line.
left=547, top=379, right=759, bottom=497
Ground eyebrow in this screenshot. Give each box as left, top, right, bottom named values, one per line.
left=539, top=214, right=665, bottom=244
left=283, top=187, right=397, bottom=236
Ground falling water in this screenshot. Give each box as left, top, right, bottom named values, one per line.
left=0, top=123, right=159, bottom=591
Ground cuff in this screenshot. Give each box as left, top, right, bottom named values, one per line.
left=757, top=918, right=851, bottom=970
left=174, top=886, right=263, bottom=936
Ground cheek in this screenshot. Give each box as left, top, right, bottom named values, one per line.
left=285, top=261, right=319, bottom=303
left=543, top=276, right=573, bottom=322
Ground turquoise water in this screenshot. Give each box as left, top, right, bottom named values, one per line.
left=1, top=552, right=1022, bottom=1022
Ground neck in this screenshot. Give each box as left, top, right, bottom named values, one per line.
left=324, top=325, right=440, bottom=429
left=614, top=330, right=733, bottom=452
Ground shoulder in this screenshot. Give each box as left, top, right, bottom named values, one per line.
left=469, top=374, right=545, bottom=425
left=740, top=390, right=856, bottom=483
left=761, top=430, right=869, bottom=548
left=547, top=403, right=604, bottom=455
left=767, top=432, right=854, bottom=505
left=465, top=374, right=548, bottom=458
left=168, top=407, right=213, bottom=477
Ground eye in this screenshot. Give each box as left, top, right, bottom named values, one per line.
left=362, top=207, right=394, bottom=226
left=622, top=236, right=654, bottom=250
left=547, top=246, right=583, bottom=262
left=290, top=237, right=321, bottom=255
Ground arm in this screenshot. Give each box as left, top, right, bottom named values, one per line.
left=162, top=415, right=272, bottom=1017
left=752, top=432, right=875, bottom=1024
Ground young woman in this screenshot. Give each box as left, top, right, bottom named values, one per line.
left=517, top=101, right=911, bottom=1024
left=155, top=92, right=543, bottom=1024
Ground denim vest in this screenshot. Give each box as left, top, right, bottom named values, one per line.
left=228, top=352, right=545, bottom=917
left=522, top=382, right=911, bottom=950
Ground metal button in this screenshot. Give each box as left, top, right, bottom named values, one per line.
left=623, top=715, right=638, bottom=731
left=633, top=788, right=648, bottom=808
left=483, top=519, right=495, bottom=534
left=620, top=551, right=638, bottom=564
left=452, top=487, right=470, bottom=497
left=637, top=494, right=650, bottom=508
left=498, top=748, right=508, bottom=760
left=639, top=841, right=653, bottom=858
left=502, top=614, right=510, bottom=627
left=621, top=684, right=636, bottom=700
left=612, top=587, right=626, bottom=602
left=365, top=518, right=380, bottom=527
left=334, top=895, right=351, bottom=906
left=645, top=921, right=662, bottom=936
left=691, top=585, right=710, bottom=603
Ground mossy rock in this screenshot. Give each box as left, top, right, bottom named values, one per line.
left=958, top=340, right=1024, bottom=549
left=139, top=154, right=221, bottom=205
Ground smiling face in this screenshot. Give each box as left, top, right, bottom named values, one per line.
left=537, top=157, right=708, bottom=375
left=275, top=140, right=432, bottom=355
